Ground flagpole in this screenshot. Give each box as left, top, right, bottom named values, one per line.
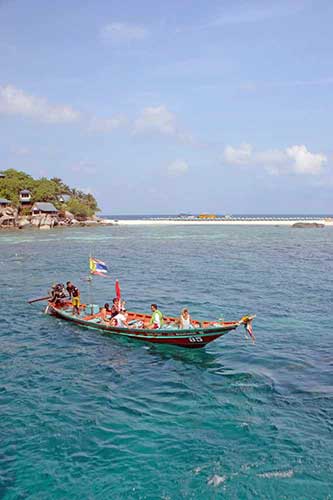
left=88, top=276, right=94, bottom=314
left=88, top=254, right=94, bottom=315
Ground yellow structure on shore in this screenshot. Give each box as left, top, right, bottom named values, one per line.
left=198, top=213, right=217, bottom=219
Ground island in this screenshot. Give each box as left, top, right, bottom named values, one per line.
left=0, top=169, right=106, bottom=230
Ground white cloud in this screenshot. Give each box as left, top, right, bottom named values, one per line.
left=223, top=143, right=327, bottom=175
left=133, top=105, right=194, bottom=143
left=224, top=143, right=253, bottom=165
left=0, top=85, right=80, bottom=123
left=0, top=84, right=125, bottom=134
left=0, top=85, right=194, bottom=145
left=134, top=106, right=177, bottom=135
left=167, top=159, right=189, bottom=176
left=101, top=22, right=148, bottom=43
left=286, top=145, right=326, bottom=175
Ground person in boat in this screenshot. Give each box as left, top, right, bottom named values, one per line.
left=66, top=281, right=76, bottom=298
left=50, top=283, right=67, bottom=304
left=99, top=305, right=109, bottom=324
left=112, top=310, right=128, bottom=328
left=104, top=303, right=112, bottom=317
left=109, top=298, right=120, bottom=318
left=149, top=304, right=164, bottom=329
left=71, top=286, right=81, bottom=315
left=179, top=308, right=193, bottom=329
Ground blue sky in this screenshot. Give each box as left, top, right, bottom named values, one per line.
left=0, top=0, right=332, bottom=214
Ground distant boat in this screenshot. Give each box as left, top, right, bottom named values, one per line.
left=176, top=213, right=195, bottom=219
left=47, top=301, right=255, bottom=349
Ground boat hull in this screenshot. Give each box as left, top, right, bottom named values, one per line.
left=47, top=303, right=240, bottom=348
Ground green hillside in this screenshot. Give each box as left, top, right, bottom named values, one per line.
left=0, top=169, right=99, bottom=218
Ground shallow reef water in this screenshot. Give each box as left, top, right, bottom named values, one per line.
left=0, top=224, right=332, bottom=499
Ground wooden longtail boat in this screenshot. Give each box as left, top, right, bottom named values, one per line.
left=47, top=301, right=255, bottom=349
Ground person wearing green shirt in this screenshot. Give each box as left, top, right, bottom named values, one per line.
left=149, top=303, right=164, bottom=329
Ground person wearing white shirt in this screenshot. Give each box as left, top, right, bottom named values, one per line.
left=113, top=311, right=128, bottom=328
left=179, top=308, right=193, bottom=329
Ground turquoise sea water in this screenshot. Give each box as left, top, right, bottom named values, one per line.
left=0, top=225, right=332, bottom=499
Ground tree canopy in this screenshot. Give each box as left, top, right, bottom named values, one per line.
left=0, top=169, right=99, bottom=218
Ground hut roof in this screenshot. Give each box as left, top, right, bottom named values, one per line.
left=32, top=202, right=58, bottom=213
left=0, top=197, right=11, bottom=204
left=20, top=189, right=31, bottom=194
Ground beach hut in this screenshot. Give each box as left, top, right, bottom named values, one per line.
left=31, top=202, right=58, bottom=216
left=20, top=189, right=32, bottom=204
left=0, top=197, right=11, bottom=208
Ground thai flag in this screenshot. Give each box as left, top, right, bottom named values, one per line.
left=89, top=257, right=108, bottom=277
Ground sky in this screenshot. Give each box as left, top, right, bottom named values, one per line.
left=0, top=0, right=333, bottom=214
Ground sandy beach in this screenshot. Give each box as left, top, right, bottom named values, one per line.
left=104, top=217, right=333, bottom=226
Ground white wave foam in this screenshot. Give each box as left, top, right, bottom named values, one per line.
left=258, top=469, right=293, bottom=478
left=207, top=474, right=227, bottom=486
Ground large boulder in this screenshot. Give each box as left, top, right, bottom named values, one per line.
left=17, top=216, right=31, bottom=228
left=64, top=210, right=74, bottom=220
left=292, top=222, right=325, bottom=228
left=31, top=214, right=58, bottom=228
left=0, top=206, right=18, bottom=227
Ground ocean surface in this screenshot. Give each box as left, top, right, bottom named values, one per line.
left=0, top=224, right=332, bottom=499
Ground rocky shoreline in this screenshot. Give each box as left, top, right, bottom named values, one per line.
left=0, top=206, right=113, bottom=230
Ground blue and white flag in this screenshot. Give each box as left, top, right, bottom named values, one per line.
left=89, top=257, right=108, bottom=277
